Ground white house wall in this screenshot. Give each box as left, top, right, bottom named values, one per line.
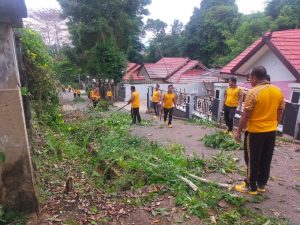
left=238, top=46, right=296, bottom=82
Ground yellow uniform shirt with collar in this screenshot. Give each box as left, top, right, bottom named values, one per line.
left=131, top=91, right=140, bottom=108
left=163, top=93, right=176, bottom=109
left=225, top=86, right=242, bottom=107
left=107, top=91, right=112, bottom=97
left=152, top=90, right=161, bottom=103
left=244, top=82, right=285, bottom=133
left=90, top=90, right=100, bottom=101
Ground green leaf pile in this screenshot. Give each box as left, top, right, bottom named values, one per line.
left=201, top=131, right=242, bottom=151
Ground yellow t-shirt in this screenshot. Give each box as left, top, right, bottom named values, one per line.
left=244, top=82, right=285, bottom=133
left=76, top=89, right=81, bottom=95
left=131, top=91, right=140, bottom=108
left=163, top=93, right=176, bottom=109
left=90, top=90, right=100, bottom=101
left=152, top=90, right=161, bottom=103
left=225, top=87, right=242, bottom=107
left=107, top=91, right=112, bottom=97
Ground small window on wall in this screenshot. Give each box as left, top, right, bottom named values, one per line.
left=215, top=90, right=220, bottom=99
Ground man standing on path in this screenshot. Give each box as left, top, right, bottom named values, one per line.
left=162, top=84, right=177, bottom=128
left=106, top=88, right=113, bottom=103
left=128, top=86, right=141, bottom=125
left=89, top=86, right=100, bottom=107
left=223, top=77, right=243, bottom=135
left=234, top=66, right=285, bottom=195
left=152, top=84, right=161, bottom=118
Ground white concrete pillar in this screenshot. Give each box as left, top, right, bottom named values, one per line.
left=213, top=83, right=228, bottom=122
left=0, top=23, right=38, bottom=213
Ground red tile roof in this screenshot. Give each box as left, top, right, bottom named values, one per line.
left=167, top=60, right=199, bottom=83
left=221, top=29, right=300, bottom=79
left=176, top=69, right=209, bottom=83
left=145, top=57, right=190, bottom=79
left=221, top=38, right=263, bottom=74
left=123, top=63, right=144, bottom=81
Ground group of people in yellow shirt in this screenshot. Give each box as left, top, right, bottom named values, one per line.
left=89, top=87, right=113, bottom=107
left=224, top=66, right=284, bottom=196
left=128, top=84, right=177, bottom=127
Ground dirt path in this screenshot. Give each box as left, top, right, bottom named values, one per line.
left=60, top=91, right=90, bottom=111
left=122, top=105, right=300, bottom=225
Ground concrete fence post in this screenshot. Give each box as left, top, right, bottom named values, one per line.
left=213, top=83, right=228, bottom=123
left=186, top=94, right=196, bottom=119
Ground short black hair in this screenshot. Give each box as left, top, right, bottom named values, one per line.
left=156, top=84, right=160, bottom=88
left=168, top=84, right=173, bottom=88
left=250, top=66, right=267, bottom=80
left=266, top=75, right=271, bottom=81
left=229, top=76, right=237, bottom=84
left=130, top=86, right=136, bottom=91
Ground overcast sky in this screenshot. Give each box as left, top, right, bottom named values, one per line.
left=25, top=0, right=266, bottom=26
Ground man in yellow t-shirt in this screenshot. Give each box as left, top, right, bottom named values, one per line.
left=106, top=89, right=113, bottom=103
left=223, top=77, right=243, bottom=134
left=128, top=86, right=141, bottom=124
left=76, top=89, right=81, bottom=97
left=89, top=87, right=100, bottom=107
left=234, top=66, right=285, bottom=195
left=162, top=84, right=177, bottom=128
left=152, top=84, right=161, bottom=118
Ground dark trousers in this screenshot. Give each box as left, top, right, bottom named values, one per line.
left=244, top=131, right=276, bottom=191
left=153, top=102, right=159, bottom=116
left=92, top=100, right=99, bottom=108
left=131, top=108, right=141, bottom=124
left=224, top=105, right=236, bottom=131
left=73, top=93, right=77, bottom=98
left=163, top=107, right=174, bottom=125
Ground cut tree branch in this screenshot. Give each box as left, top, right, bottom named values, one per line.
left=188, top=173, right=232, bottom=189
left=177, top=175, right=198, bottom=191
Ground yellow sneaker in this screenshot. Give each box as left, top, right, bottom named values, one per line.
left=153, top=116, right=157, bottom=119
left=257, top=186, right=266, bottom=193
left=168, top=124, right=173, bottom=128
left=235, top=183, right=258, bottom=195
left=223, top=130, right=229, bottom=134
left=228, top=131, right=233, bottom=137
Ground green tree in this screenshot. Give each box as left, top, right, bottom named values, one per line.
left=144, top=18, right=168, bottom=37
left=265, top=0, right=286, bottom=19
left=58, top=0, right=150, bottom=80
left=144, top=19, right=184, bottom=62
left=216, top=13, right=272, bottom=65
left=183, top=0, right=240, bottom=65
left=266, top=0, right=300, bottom=29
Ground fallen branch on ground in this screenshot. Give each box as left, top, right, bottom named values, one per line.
left=177, top=175, right=198, bottom=191
left=188, top=173, right=232, bottom=190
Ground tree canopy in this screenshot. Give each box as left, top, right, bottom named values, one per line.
left=57, top=0, right=151, bottom=81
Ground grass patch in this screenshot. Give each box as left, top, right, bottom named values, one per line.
left=201, top=131, right=242, bottom=151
